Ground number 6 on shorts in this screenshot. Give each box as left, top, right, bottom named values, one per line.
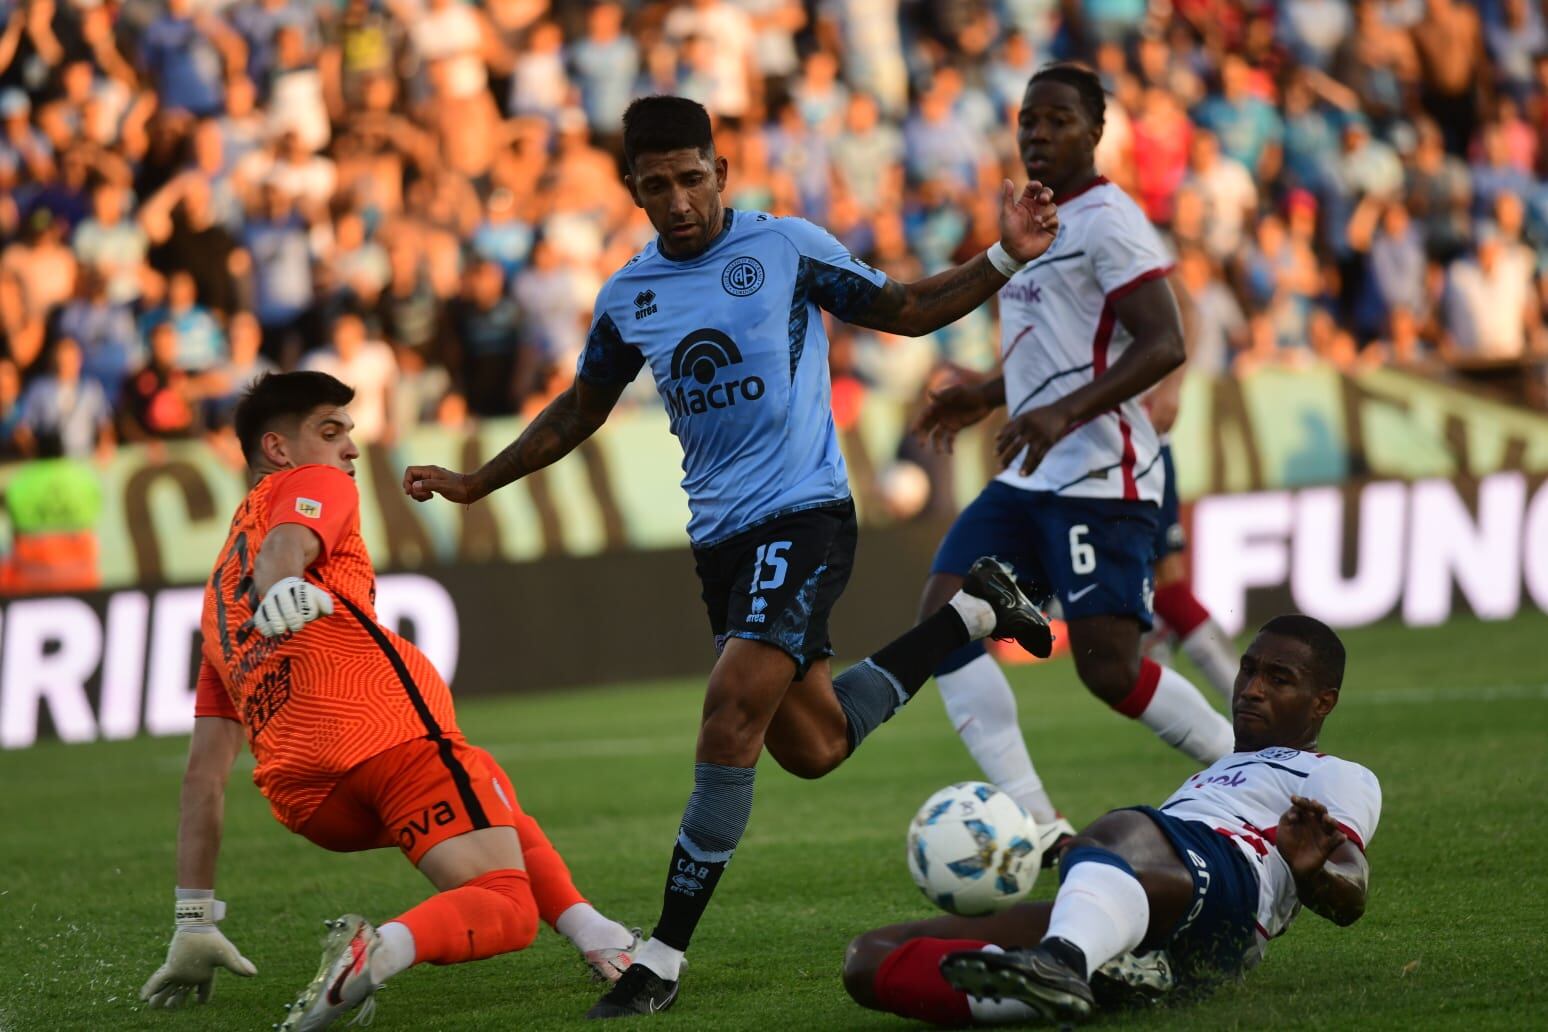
left=1069, top=524, right=1096, bottom=575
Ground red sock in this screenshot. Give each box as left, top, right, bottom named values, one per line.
left=394, top=869, right=539, bottom=965
left=1113, top=657, right=1163, bottom=718
left=472, top=747, right=587, bottom=927
left=1153, top=582, right=1210, bottom=638
left=873, top=938, right=991, bottom=1026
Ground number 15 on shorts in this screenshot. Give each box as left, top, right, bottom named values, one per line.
left=751, top=541, right=791, bottom=593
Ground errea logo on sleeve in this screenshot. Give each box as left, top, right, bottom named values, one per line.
left=295, top=497, right=323, bottom=519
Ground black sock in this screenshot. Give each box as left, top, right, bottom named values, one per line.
left=867, top=606, right=971, bottom=698
left=650, top=763, right=755, bottom=953
left=1041, top=936, right=1090, bottom=980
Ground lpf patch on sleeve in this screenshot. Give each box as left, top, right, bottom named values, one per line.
left=295, top=497, right=323, bottom=519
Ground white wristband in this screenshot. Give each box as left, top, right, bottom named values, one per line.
left=987, top=240, right=1027, bottom=278
left=174, top=889, right=226, bottom=927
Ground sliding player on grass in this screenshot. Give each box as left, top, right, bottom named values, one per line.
left=403, top=95, right=1062, bottom=1018
left=139, top=371, right=636, bottom=1031
left=913, top=65, right=1234, bottom=850
left=843, top=615, right=1379, bottom=1026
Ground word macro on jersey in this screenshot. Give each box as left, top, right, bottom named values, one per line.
left=663, top=325, right=766, bottom=421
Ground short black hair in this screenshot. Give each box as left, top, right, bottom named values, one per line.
left=234, top=371, right=355, bottom=467
left=1259, top=614, right=1346, bottom=693
left=1029, top=63, right=1106, bottom=129
left=622, top=95, right=714, bottom=171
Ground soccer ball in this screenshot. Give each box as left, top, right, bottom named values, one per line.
left=907, top=782, right=1042, bottom=916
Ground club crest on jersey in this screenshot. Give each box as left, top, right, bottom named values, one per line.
left=721, top=256, right=765, bottom=297
left=1258, top=747, right=1302, bottom=761
left=295, top=497, right=323, bottom=519
left=666, top=328, right=766, bottom=419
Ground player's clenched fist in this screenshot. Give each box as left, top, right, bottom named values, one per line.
left=402, top=464, right=482, bottom=504
left=140, top=897, right=256, bottom=1008
left=253, top=576, right=334, bottom=637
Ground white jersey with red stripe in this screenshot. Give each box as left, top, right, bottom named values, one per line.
left=1158, top=746, right=1382, bottom=947
left=995, top=177, right=1172, bottom=502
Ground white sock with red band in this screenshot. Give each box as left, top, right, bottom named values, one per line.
left=1114, top=659, right=1233, bottom=764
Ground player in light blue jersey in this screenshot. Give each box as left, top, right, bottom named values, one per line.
left=404, top=95, right=1060, bottom=1018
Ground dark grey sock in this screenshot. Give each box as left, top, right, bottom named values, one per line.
left=651, top=762, right=756, bottom=952
left=832, top=658, right=909, bottom=753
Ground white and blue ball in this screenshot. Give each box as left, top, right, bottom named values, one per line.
left=906, top=782, right=1042, bottom=916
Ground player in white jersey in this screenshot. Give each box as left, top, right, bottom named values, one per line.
left=913, top=66, right=1234, bottom=848
left=842, top=614, right=1379, bottom=1026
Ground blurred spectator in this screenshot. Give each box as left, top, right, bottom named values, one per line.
left=1349, top=198, right=1428, bottom=339
left=569, top=2, right=638, bottom=145
left=73, top=179, right=149, bottom=306
left=138, top=270, right=226, bottom=373
left=831, top=92, right=903, bottom=215
left=512, top=236, right=586, bottom=371
left=816, top=0, right=907, bottom=118
left=242, top=183, right=314, bottom=365
left=302, top=311, right=396, bottom=444
left=1443, top=223, right=1541, bottom=360
left=1193, top=54, right=1283, bottom=180
left=1184, top=129, right=1256, bottom=262
left=2, top=208, right=76, bottom=370
left=1176, top=246, right=1247, bottom=375
left=1131, top=87, right=1191, bottom=222
left=664, top=0, right=754, bottom=121
left=1406, top=117, right=1473, bottom=261
left=138, top=0, right=246, bottom=119
left=449, top=258, right=535, bottom=418
left=53, top=265, right=138, bottom=399
left=120, top=320, right=198, bottom=441
left=1410, top=0, right=1488, bottom=155
left=199, top=311, right=275, bottom=430
left=1483, top=0, right=1546, bottom=104
left=140, top=172, right=243, bottom=315
left=12, top=337, right=113, bottom=460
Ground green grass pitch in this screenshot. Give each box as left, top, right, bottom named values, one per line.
left=2, top=614, right=1545, bottom=1030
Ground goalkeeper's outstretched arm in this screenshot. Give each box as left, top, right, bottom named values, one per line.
left=177, top=716, right=245, bottom=890
left=141, top=716, right=257, bottom=1009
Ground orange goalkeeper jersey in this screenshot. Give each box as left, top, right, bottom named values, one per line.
left=196, top=464, right=460, bottom=830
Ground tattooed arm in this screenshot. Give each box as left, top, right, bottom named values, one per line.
left=848, top=180, right=1059, bottom=337
left=849, top=254, right=1016, bottom=337
left=402, top=377, right=628, bottom=504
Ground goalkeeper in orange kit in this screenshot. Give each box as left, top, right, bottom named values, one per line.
left=138, top=371, right=636, bottom=1030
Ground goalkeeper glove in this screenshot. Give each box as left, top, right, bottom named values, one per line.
left=253, top=576, right=334, bottom=637
left=140, top=891, right=257, bottom=1008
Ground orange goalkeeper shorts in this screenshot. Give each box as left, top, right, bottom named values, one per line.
left=299, top=736, right=518, bottom=865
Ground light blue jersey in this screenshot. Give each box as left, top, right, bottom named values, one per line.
left=578, top=209, right=888, bottom=546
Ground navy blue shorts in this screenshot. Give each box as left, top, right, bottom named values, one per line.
left=1152, top=444, right=1186, bottom=559
left=931, top=482, right=1158, bottom=626
left=1126, top=805, right=1260, bottom=987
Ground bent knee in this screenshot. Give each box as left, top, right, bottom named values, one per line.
left=1072, top=651, right=1141, bottom=705
left=841, top=932, right=893, bottom=1008
left=771, top=736, right=849, bottom=780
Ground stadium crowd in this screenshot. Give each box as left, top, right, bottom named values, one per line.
left=1, top=0, right=1546, bottom=466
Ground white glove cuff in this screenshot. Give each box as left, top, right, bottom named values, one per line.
left=987, top=240, right=1027, bottom=278
left=174, top=889, right=226, bottom=927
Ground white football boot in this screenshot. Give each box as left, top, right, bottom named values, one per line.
left=277, top=915, right=380, bottom=1031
